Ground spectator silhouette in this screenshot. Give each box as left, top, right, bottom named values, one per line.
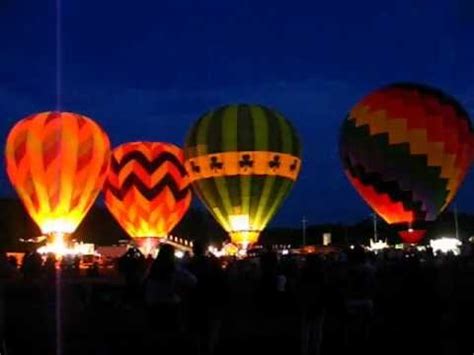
left=117, top=247, right=146, bottom=303
left=44, top=253, right=57, bottom=281
left=187, top=241, right=228, bottom=355
left=21, top=251, right=43, bottom=280
left=258, top=250, right=282, bottom=314
left=0, top=251, right=19, bottom=280
left=145, top=243, right=196, bottom=335
left=343, top=247, right=375, bottom=350
left=299, top=254, right=327, bottom=355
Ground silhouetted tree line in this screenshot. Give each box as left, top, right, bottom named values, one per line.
left=0, top=198, right=472, bottom=250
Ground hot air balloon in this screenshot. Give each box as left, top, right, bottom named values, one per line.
left=184, top=104, right=302, bottom=249
left=102, top=142, right=192, bottom=255
left=5, top=111, right=111, bottom=253
left=340, top=83, right=474, bottom=243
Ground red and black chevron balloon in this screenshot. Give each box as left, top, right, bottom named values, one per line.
left=103, top=142, right=192, bottom=240
left=340, top=83, right=474, bottom=237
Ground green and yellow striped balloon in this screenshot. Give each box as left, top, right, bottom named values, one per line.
left=184, top=104, right=302, bottom=248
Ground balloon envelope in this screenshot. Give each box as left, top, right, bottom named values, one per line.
left=5, top=111, right=111, bottom=235
left=103, top=142, right=192, bottom=241
left=398, top=229, right=426, bottom=244
left=184, top=104, right=302, bottom=247
left=340, top=83, right=474, bottom=240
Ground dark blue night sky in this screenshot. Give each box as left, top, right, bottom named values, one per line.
left=1, top=0, right=474, bottom=227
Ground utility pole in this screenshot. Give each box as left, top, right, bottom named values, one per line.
left=302, top=216, right=307, bottom=247
left=373, top=213, right=378, bottom=242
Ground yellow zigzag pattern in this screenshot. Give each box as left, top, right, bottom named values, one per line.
left=350, top=104, right=460, bottom=194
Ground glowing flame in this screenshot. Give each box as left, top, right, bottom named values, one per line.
left=134, top=237, right=160, bottom=257
left=37, top=234, right=96, bottom=258
left=228, top=214, right=260, bottom=248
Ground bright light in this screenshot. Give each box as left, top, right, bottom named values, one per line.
left=369, top=239, right=388, bottom=252
left=281, top=249, right=289, bottom=255
left=41, top=219, right=78, bottom=235
left=136, top=237, right=160, bottom=257
left=350, top=245, right=355, bottom=250
left=430, top=237, right=462, bottom=255
left=175, top=250, right=184, bottom=259
left=222, top=243, right=239, bottom=256
left=237, top=248, right=247, bottom=257
left=228, top=214, right=260, bottom=248
left=229, top=214, right=250, bottom=231
left=37, top=234, right=97, bottom=258
left=208, top=245, right=225, bottom=258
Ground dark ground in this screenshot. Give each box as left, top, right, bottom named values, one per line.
left=1, top=253, right=474, bottom=355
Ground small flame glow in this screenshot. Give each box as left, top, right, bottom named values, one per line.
left=229, top=214, right=250, bottom=231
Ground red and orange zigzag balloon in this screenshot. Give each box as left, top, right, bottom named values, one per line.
left=103, top=142, right=192, bottom=240
left=5, top=112, right=111, bottom=235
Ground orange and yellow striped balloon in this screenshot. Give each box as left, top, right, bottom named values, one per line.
left=5, top=111, right=111, bottom=235
left=103, top=142, right=192, bottom=241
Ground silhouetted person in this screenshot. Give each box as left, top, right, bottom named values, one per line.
left=299, top=254, right=327, bottom=355
left=117, top=247, right=146, bottom=302
left=145, top=244, right=196, bottom=335
left=343, top=247, right=375, bottom=350
left=187, top=241, right=228, bottom=355
left=87, top=262, right=100, bottom=277
left=258, top=250, right=282, bottom=314
left=0, top=251, right=19, bottom=280
left=21, top=251, right=43, bottom=280
left=44, top=253, right=57, bottom=281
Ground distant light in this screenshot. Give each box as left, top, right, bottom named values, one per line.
left=408, top=227, right=414, bottom=233
left=350, top=245, right=355, bottom=250
left=430, top=237, right=461, bottom=255
left=37, top=237, right=97, bottom=258
left=281, top=249, right=289, bottom=255
left=175, top=250, right=184, bottom=259
left=237, top=248, right=247, bottom=257
left=369, top=239, right=388, bottom=252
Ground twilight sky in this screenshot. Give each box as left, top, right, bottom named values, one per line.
left=1, top=0, right=474, bottom=227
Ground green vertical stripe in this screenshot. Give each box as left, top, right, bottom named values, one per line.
left=237, top=104, right=255, bottom=151
left=262, top=106, right=281, bottom=153
left=275, top=111, right=301, bottom=157
left=221, top=105, right=238, bottom=152
left=226, top=176, right=242, bottom=212
left=240, top=175, right=252, bottom=219
left=251, top=106, right=269, bottom=151
left=260, top=177, right=285, bottom=228
left=249, top=176, right=264, bottom=230
left=213, top=176, right=234, bottom=226
left=262, top=179, right=293, bottom=228
left=186, top=118, right=200, bottom=147
left=194, top=179, right=230, bottom=231
left=195, top=113, right=212, bottom=157
left=207, top=107, right=225, bottom=154
left=253, top=175, right=276, bottom=229
left=276, top=112, right=293, bottom=154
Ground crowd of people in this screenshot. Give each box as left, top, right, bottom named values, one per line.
left=0, top=242, right=473, bottom=355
